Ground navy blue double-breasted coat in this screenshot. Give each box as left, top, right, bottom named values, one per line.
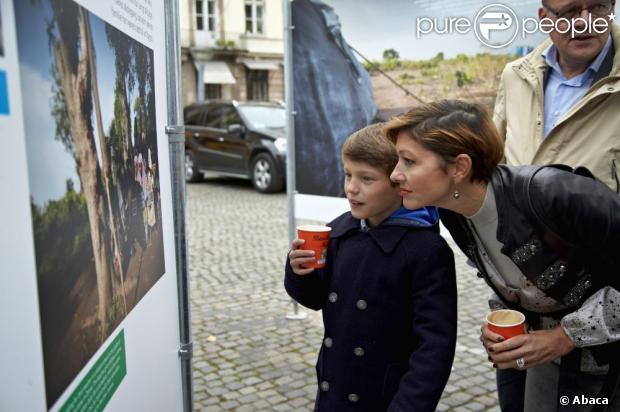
left=285, top=211, right=457, bottom=411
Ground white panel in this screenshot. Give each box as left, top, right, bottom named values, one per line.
left=1, top=0, right=185, bottom=410
left=294, top=193, right=349, bottom=223
left=0, top=0, right=48, bottom=409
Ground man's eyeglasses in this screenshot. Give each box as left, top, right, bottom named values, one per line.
left=544, top=1, right=614, bottom=20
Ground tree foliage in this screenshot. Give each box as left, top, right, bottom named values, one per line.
left=32, top=180, right=91, bottom=283
left=382, top=48, right=400, bottom=60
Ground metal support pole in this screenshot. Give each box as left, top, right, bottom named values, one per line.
left=283, top=0, right=307, bottom=321
left=164, top=1, right=193, bottom=411
left=196, top=64, right=205, bottom=102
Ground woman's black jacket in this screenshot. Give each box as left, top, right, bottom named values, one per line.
left=440, top=164, right=620, bottom=365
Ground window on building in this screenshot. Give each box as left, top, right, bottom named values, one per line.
left=246, top=70, right=268, bottom=101
left=244, top=0, right=264, bottom=34
left=196, top=0, right=217, bottom=31
left=204, top=84, right=222, bottom=100
left=196, top=0, right=204, bottom=30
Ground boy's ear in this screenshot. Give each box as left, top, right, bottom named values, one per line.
left=451, top=154, right=473, bottom=184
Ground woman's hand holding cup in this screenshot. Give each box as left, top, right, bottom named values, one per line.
left=481, top=309, right=528, bottom=369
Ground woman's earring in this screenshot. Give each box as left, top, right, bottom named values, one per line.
left=453, top=190, right=460, bottom=199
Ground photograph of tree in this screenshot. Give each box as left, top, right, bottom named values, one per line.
left=14, top=0, right=165, bottom=406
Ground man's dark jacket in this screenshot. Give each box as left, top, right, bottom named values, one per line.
left=285, top=210, right=457, bottom=411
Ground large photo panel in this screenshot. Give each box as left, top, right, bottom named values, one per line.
left=14, top=0, right=165, bottom=406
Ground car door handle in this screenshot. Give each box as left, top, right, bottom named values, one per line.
left=217, top=137, right=224, bottom=142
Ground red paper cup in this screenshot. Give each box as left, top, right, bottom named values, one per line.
left=297, top=225, right=331, bottom=269
left=486, top=309, right=526, bottom=340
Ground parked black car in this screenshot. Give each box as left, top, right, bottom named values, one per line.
left=184, top=100, right=287, bottom=193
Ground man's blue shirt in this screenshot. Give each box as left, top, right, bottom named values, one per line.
left=543, top=35, right=612, bottom=137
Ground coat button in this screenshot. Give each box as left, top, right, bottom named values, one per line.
left=324, top=337, right=333, bottom=348
left=328, top=292, right=338, bottom=303
left=353, top=347, right=365, bottom=357
left=320, top=381, right=330, bottom=391
left=356, top=299, right=367, bottom=310
left=348, top=393, right=359, bottom=403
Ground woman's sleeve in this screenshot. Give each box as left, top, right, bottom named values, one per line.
left=560, top=286, right=620, bottom=347
left=388, top=234, right=457, bottom=412
left=533, top=170, right=620, bottom=357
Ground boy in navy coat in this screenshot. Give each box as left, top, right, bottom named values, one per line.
left=285, top=124, right=457, bottom=411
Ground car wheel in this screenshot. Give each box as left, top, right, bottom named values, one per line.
left=251, top=153, right=283, bottom=193
left=185, top=151, right=202, bottom=182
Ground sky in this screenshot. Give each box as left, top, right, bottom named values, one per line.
left=323, top=0, right=548, bottom=60
left=14, top=0, right=137, bottom=207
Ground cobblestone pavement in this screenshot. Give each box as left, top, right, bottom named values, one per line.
left=188, top=177, right=500, bottom=411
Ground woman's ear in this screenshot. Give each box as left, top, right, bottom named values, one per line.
left=451, top=154, right=473, bottom=184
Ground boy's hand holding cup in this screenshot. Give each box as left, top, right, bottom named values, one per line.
left=289, top=225, right=331, bottom=275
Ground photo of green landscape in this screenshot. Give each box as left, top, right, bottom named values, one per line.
left=14, top=0, right=165, bottom=406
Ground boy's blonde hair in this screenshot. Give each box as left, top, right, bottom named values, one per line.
left=341, top=123, right=398, bottom=177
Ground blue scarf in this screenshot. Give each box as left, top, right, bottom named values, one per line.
left=384, top=206, right=439, bottom=228
left=360, top=206, right=439, bottom=231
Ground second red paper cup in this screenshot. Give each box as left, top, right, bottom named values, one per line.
left=486, top=309, right=526, bottom=340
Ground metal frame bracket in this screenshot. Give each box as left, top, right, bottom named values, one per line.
left=178, top=342, right=193, bottom=360
left=166, top=125, right=186, bottom=143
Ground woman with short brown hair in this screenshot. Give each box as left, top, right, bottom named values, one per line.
left=386, top=99, right=620, bottom=411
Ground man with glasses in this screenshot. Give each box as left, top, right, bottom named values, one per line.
left=492, top=1, right=620, bottom=411
left=494, top=0, right=619, bottom=193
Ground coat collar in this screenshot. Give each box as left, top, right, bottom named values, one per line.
left=329, top=212, right=411, bottom=254
left=513, top=23, right=620, bottom=80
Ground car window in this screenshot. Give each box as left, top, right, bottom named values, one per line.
left=185, top=108, right=206, bottom=126
left=184, top=105, right=223, bottom=128
left=221, top=106, right=242, bottom=128
left=237, top=105, right=285, bottom=129
left=204, top=106, right=223, bottom=129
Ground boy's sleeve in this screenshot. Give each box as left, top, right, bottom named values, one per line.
left=388, top=234, right=457, bottom=412
left=283, top=256, right=328, bottom=311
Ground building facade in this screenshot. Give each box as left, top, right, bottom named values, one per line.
left=179, top=0, right=284, bottom=107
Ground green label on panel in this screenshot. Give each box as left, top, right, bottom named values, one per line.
left=59, top=330, right=127, bottom=412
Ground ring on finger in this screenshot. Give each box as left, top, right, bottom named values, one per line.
left=516, top=357, right=526, bottom=370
